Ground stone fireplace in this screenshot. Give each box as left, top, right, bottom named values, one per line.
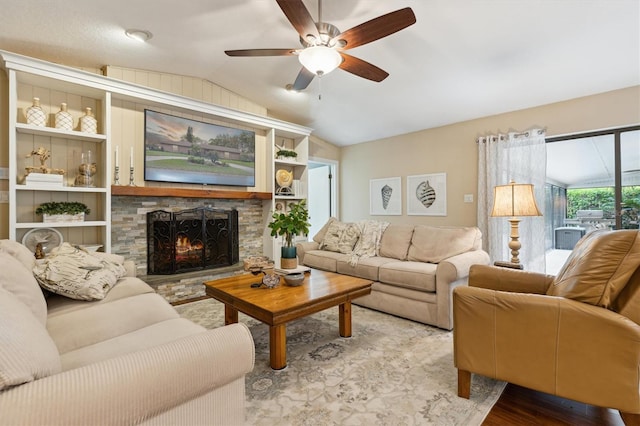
left=146, top=207, right=239, bottom=275
left=111, top=194, right=265, bottom=302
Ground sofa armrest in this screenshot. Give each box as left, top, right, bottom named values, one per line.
left=453, top=286, right=640, bottom=412
left=433, top=249, right=490, bottom=329
left=437, top=250, right=491, bottom=283
left=296, top=241, right=320, bottom=264
left=0, top=323, right=255, bottom=426
left=469, top=264, right=554, bottom=294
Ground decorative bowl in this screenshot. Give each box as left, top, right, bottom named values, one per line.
left=262, top=273, right=280, bottom=289
left=283, top=272, right=305, bottom=287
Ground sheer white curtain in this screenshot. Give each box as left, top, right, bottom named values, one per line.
left=478, top=129, right=547, bottom=272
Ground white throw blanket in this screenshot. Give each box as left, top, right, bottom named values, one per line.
left=348, top=220, right=390, bottom=266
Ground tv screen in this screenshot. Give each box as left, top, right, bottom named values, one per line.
left=144, top=109, right=256, bottom=187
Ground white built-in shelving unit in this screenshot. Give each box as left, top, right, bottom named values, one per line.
left=1, top=50, right=311, bottom=258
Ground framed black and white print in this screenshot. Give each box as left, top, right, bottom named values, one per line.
left=406, top=173, right=447, bottom=216
left=370, top=177, right=401, bottom=215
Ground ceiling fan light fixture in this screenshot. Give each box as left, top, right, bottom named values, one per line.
left=298, top=46, right=342, bottom=76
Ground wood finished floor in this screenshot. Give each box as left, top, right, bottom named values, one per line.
left=483, top=383, right=625, bottom=425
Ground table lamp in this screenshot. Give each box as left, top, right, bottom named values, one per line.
left=491, top=180, right=542, bottom=268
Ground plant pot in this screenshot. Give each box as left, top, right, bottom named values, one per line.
left=280, top=246, right=297, bottom=269
left=43, top=212, right=85, bottom=223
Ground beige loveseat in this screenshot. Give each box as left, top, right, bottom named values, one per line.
left=0, top=240, right=254, bottom=426
left=296, top=219, right=490, bottom=330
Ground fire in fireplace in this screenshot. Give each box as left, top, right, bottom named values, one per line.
left=147, top=207, right=239, bottom=275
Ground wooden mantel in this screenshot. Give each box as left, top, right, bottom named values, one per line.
left=111, top=185, right=272, bottom=200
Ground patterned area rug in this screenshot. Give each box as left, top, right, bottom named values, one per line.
left=176, top=298, right=505, bottom=425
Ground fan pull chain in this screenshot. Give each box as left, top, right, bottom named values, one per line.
left=318, top=76, right=322, bottom=101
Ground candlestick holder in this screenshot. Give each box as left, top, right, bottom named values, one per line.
left=114, top=165, right=121, bottom=185
left=128, top=166, right=136, bottom=186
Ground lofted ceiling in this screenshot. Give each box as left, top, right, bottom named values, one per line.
left=0, top=0, right=638, bottom=147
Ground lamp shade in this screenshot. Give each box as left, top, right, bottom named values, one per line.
left=298, top=46, right=342, bottom=76
left=491, top=180, right=542, bottom=217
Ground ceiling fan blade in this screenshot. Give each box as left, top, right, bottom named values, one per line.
left=331, top=7, right=416, bottom=50
left=276, top=0, right=320, bottom=41
left=339, top=53, right=389, bottom=82
left=225, top=49, right=297, bottom=57
left=291, top=67, right=316, bottom=91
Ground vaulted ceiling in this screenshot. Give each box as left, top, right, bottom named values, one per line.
left=1, top=0, right=638, bottom=146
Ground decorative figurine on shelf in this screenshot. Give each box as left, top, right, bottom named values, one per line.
left=275, top=169, right=294, bottom=195
left=24, top=147, right=65, bottom=176
left=34, top=243, right=45, bottom=260
left=75, top=150, right=97, bottom=187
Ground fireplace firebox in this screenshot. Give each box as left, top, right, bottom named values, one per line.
left=147, top=207, right=239, bottom=275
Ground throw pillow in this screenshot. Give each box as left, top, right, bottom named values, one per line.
left=0, top=253, right=47, bottom=325
left=320, top=221, right=347, bottom=252
left=337, top=222, right=361, bottom=254
left=313, top=217, right=338, bottom=243
left=33, top=243, right=127, bottom=301
left=407, top=226, right=479, bottom=263
left=547, top=229, right=640, bottom=308
left=0, top=288, right=61, bottom=391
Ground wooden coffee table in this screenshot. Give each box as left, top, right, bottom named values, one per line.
left=204, top=269, right=372, bottom=369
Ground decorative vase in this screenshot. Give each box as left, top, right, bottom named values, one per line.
left=74, top=150, right=97, bottom=187
left=280, top=246, right=297, bottom=269
left=26, top=97, right=47, bottom=127
left=54, top=102, right=73, bottom=130
left=80, top=107, right=97, bottom=133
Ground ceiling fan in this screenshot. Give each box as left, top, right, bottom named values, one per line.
left=225, top=0, right=416, bottom=91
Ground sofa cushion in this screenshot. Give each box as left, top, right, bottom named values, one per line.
left=379, top=224, right=414, bottom=260
left=33, top=243, right=127, bottom=301
left=407, top=226, right=479, bottom=263
left=320, top=221, right=361, bottom=254
left=302, top=250, right=348, bottom=272
left=47, top=292, right=181, bottom=354
left=547, top=229, right=640, bottom=308
left=0, top=288, right=61, bottom=390
left=337, top=256, right=397, bottom=282
left=60, top=318, right=205, bottom=371
left=312, top=217, right=338, bottom=243
left=0, top=239, right=36, bottom=270
left=0, top=253, right=47, bottom=325
left=379, top=261, right=438, bottom=292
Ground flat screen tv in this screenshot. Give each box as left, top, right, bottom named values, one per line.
left=144, top=109, right=256, bottom=187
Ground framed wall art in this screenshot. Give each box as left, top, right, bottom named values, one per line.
left=406, top=173, right=447, bottom=216
left=370, top=177, right=402, bottom=215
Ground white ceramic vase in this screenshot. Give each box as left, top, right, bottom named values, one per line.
left=26, top=97, right=46, bottom=127
left=80, top=107, right=97, bottom=133
left=55, top=103, right=73, bottom=130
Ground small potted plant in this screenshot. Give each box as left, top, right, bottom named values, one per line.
left=267, top=199, right=310, bottom=269
left=276, top=148, right=298, bottom=160
left=35, top=201, right=90, bottom=223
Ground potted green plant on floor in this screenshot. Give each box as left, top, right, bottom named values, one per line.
left=268, top=199, right=310, bottom=269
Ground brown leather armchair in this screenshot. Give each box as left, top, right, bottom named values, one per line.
left=453, top=229, right=640, bottom=425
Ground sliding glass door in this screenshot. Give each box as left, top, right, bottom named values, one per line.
left=621, top=129, right=640, bottom=229
left=546, top=126, right=640, bottom=248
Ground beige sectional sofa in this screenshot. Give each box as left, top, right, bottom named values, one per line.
left=296, top=219, right=490, bottom=330
left=0, top=240, right=254, bottom=425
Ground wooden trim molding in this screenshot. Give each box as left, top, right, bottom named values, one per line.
left=111, top=185, right=272, bottom=200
